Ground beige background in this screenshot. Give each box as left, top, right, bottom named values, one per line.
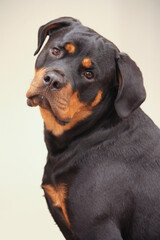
left=0, top=0, right=160, bottom=239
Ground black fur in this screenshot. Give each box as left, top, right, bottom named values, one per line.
left=28, top=17, right=160, bottom=240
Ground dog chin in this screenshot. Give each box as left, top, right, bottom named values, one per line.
left=27, top=95, right=71, bottom=126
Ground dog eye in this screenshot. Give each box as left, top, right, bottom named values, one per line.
left=51, top=48, right=61, bottom=56
left=84, top=71, right=94, bottom=80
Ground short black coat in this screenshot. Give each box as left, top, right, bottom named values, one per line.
left=26, top=17, right=160, bottom=240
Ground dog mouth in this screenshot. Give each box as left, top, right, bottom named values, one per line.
left=27, top=95, right=72, bottom=125
left=27, top=95, right=49, bottom=108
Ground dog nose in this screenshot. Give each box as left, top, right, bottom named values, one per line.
left=43, top=71, right=64, bottom=90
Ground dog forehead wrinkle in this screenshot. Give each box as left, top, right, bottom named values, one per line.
left=48, top=25, right=80, bottom=47
left=59, top=25, right=99, bottom=47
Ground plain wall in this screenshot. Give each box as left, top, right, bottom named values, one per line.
left=0, top=0, right=160, bottom=239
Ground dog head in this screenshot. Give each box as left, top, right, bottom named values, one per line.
left=26, top=17, right=146, bottom=136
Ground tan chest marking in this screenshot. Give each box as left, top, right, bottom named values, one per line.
left=39, top=90, right=102, bottom=136
left=43, top=184, right=71, bottom=228
left=118, top=72, right=122, bottom=86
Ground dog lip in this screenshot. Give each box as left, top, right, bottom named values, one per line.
left=27, top=95, right=72, bottom=125
left=27, top=98, right=36, bottom=107
left=26, top=95, right=48, bottom=108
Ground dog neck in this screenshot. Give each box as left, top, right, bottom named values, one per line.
left=42, top=107, right=124, bottom=185
left=44, top=106, right=121, bottom=154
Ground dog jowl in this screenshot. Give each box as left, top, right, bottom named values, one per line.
left=26, top=17, right=160, bottom=240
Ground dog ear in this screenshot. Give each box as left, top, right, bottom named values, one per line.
left=34, top=17, right=80, bottom=56
left=114, top=52, right=146, bottom=118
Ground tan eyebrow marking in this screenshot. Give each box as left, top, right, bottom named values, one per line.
left=82, top=58, right=92, bottom=68
left=65, top=43, right=76, bottom=54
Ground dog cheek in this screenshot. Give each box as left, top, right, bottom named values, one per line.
left=91, top=90, right=102, bottom=107
left=79, top=82, right=102, bottom=105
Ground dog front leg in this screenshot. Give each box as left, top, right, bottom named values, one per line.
left=44, top=192, right=75, bottom=240
left=76, top=220, right=123, bottom=240
left=94, top=221, right=123, bottom=240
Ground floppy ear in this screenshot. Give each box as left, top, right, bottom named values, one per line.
left=34, top=17, right=80, bottom=56
left=114, top=52, right=146, bottom=119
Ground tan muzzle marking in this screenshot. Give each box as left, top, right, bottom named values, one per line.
left=26, top=68, right=47, bottom=98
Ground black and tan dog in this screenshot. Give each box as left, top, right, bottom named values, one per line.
left=26, top=17, right=160, bottom=240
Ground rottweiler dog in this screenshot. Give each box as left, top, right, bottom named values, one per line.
left=26, top=17, right=160, bottom=240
